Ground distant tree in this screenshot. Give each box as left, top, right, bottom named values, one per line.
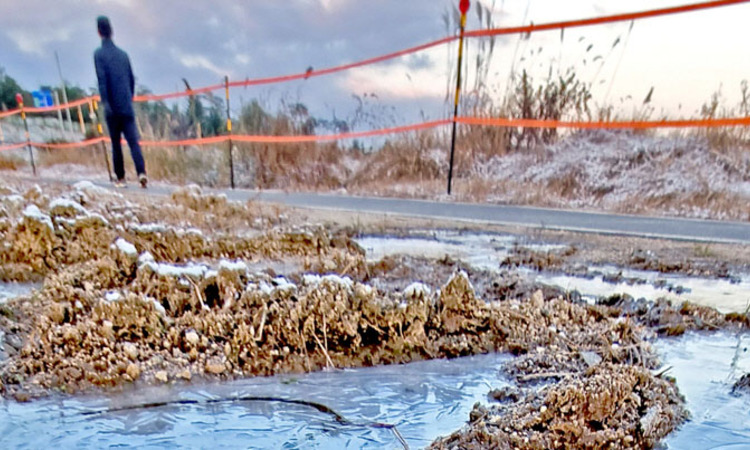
left=134, top=86, right=173, bottom=139
left=201, top=101, right=224, bottom=137
left=0, top=67, right=30, bottom=109
left=63, top=85, right=87, bottom=102
left=287, top=102, right=316, bottom=135
left=240, top=100, right=272, bottom=134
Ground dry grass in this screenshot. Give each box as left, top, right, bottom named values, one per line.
left=0, top=156, right=20, bottom=171
left=37, top=147, right=110, bottom=170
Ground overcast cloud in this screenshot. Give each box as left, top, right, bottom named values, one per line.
left=2, top=0, right=750, bottom=123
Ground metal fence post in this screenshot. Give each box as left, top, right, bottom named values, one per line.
left=53, top=90, right=65, bottom=135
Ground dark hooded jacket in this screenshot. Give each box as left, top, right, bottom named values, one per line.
left=94, top=38, right=135, bottom=117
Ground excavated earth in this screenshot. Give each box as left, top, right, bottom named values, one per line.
left=0, top=177, right=748, bottom=449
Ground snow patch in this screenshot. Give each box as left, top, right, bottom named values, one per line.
left=73, top=181, right=108, bottom=195
left=404, top=282, right=432, bottom=299
left=2, top=195, right=25, bottom=206
left=219, top=259, right=247, bottom=273
left=22, top=205, right=53, bottom=231
left=273, top=276, right=296, bottom=291
left=49, top=198, right=89, bottom=216
left=142, top=262, right=209, bottom=279
left=114, top=238, right=138, bottom=257
left=129, top=223, right=168, bottom=234
left=104, top=291, right=123, bottom=303
left=138, top=251, right=155, bottom=265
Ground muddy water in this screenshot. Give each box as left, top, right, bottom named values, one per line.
left=0, top=354, right=510, bottom=448
left=1, top=333, right=747, bottom=449
left=534, top=269, right=750, bottom=314
left=659, top=332, right=750, bottom=448
left=2, top=238, right=749, bottom=448
left=356, top=233, right=750, bottom=314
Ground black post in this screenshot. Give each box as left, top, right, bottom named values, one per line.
left=225, top=75, right=235, bottom=189
left=448, top=1, right=470, bottom=195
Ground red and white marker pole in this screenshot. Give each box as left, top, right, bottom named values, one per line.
left=447, top=0, right=470, bottom=195
left=16, top=93, right=36, bottom=176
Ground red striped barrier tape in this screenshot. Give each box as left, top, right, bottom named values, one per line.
left=0, top=142, right=28, bottom=152
left=455, top=115, right=750, bottom=129
left=467, top=0, right=750, bottom=38
left=1, top=0, right=745, bottom=116
left=4, top=114, right=750, bottom=154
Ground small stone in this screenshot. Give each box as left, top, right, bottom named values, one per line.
left=126, top=363, right=140, bottom=380
left=205, top=363, right=226, bottom=375
left=185, top=330, right=200, bottom=346
left=123, top=343, right=138, bottom=360
left=177, top=370, right=192, bottom=381
left=13, top=392, right=30, bottom=402
left=155, top=370, right=169, bottom=383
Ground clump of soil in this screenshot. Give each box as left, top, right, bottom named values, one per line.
left=597, top=295, right=747, bottom=337
left=501, top=245, right=577, bottom=271
left=628, top=248, right=737, bottom=280
left=732, top=373, right=750, bottom=395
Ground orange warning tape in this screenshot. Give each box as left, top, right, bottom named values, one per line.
left=455, top=116, right=750, bottom=129
left=23, top=97, right=92, bottom=114
left=139, top=120, right=450, bottom=147
left=0, top=0, right=748, bottom=119
left=26, top=137, right=106, bottom=150
left=133, top=84, right=223, bottom=103
left=230, top=120, right=451, bottom=143
left=140, top=135, right=227, bottom=147
left=142, top=0, right=750, bottom=95
left=0, top=142, right=28, bottom=152
left=0, top=110, right=21, bottom=119
left=467, top=0, right=750, bottom=38
left=5, top=114, right=749, bottom=154
left=226, top=38, right=457, bottom=90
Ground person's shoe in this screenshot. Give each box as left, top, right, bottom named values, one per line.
left=138, top=174, right=148, bottom=189
left=114, top=178, right=127, bottom=189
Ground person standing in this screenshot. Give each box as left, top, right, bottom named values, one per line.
left=94, top=16, right=147, bottom=188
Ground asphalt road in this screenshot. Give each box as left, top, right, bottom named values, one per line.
left=116, top=182, right=750, bottom=244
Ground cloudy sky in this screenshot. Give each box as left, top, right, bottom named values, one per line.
left=2, top=0, right=750, bottom=125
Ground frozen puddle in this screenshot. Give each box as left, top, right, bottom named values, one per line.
left=534, top=269, right=750, bottom=314
left=356, top=231, right=563, bottom=271
left=660, top=332, right=750, bottom=448
left=0, top=353, right=510, bottom=448
left=0, top=283, right=37, bottom=304
left=356, top=233, right=750, bottom=314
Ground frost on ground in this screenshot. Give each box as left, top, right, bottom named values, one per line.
left=469, top=131, right=750, bottom=220
left=0, top=178, right=748, bottom=448
left=4, top=129, right=749, bottom=221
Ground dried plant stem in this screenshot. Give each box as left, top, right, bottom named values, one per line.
left=312, top=318, right=335, bottom=369
left=255, top=303, right=268, bottom=342
left=518, top=371, right=574, bottom=382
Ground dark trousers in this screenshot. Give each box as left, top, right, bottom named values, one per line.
left=106, top=114, right=146, bottom=180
